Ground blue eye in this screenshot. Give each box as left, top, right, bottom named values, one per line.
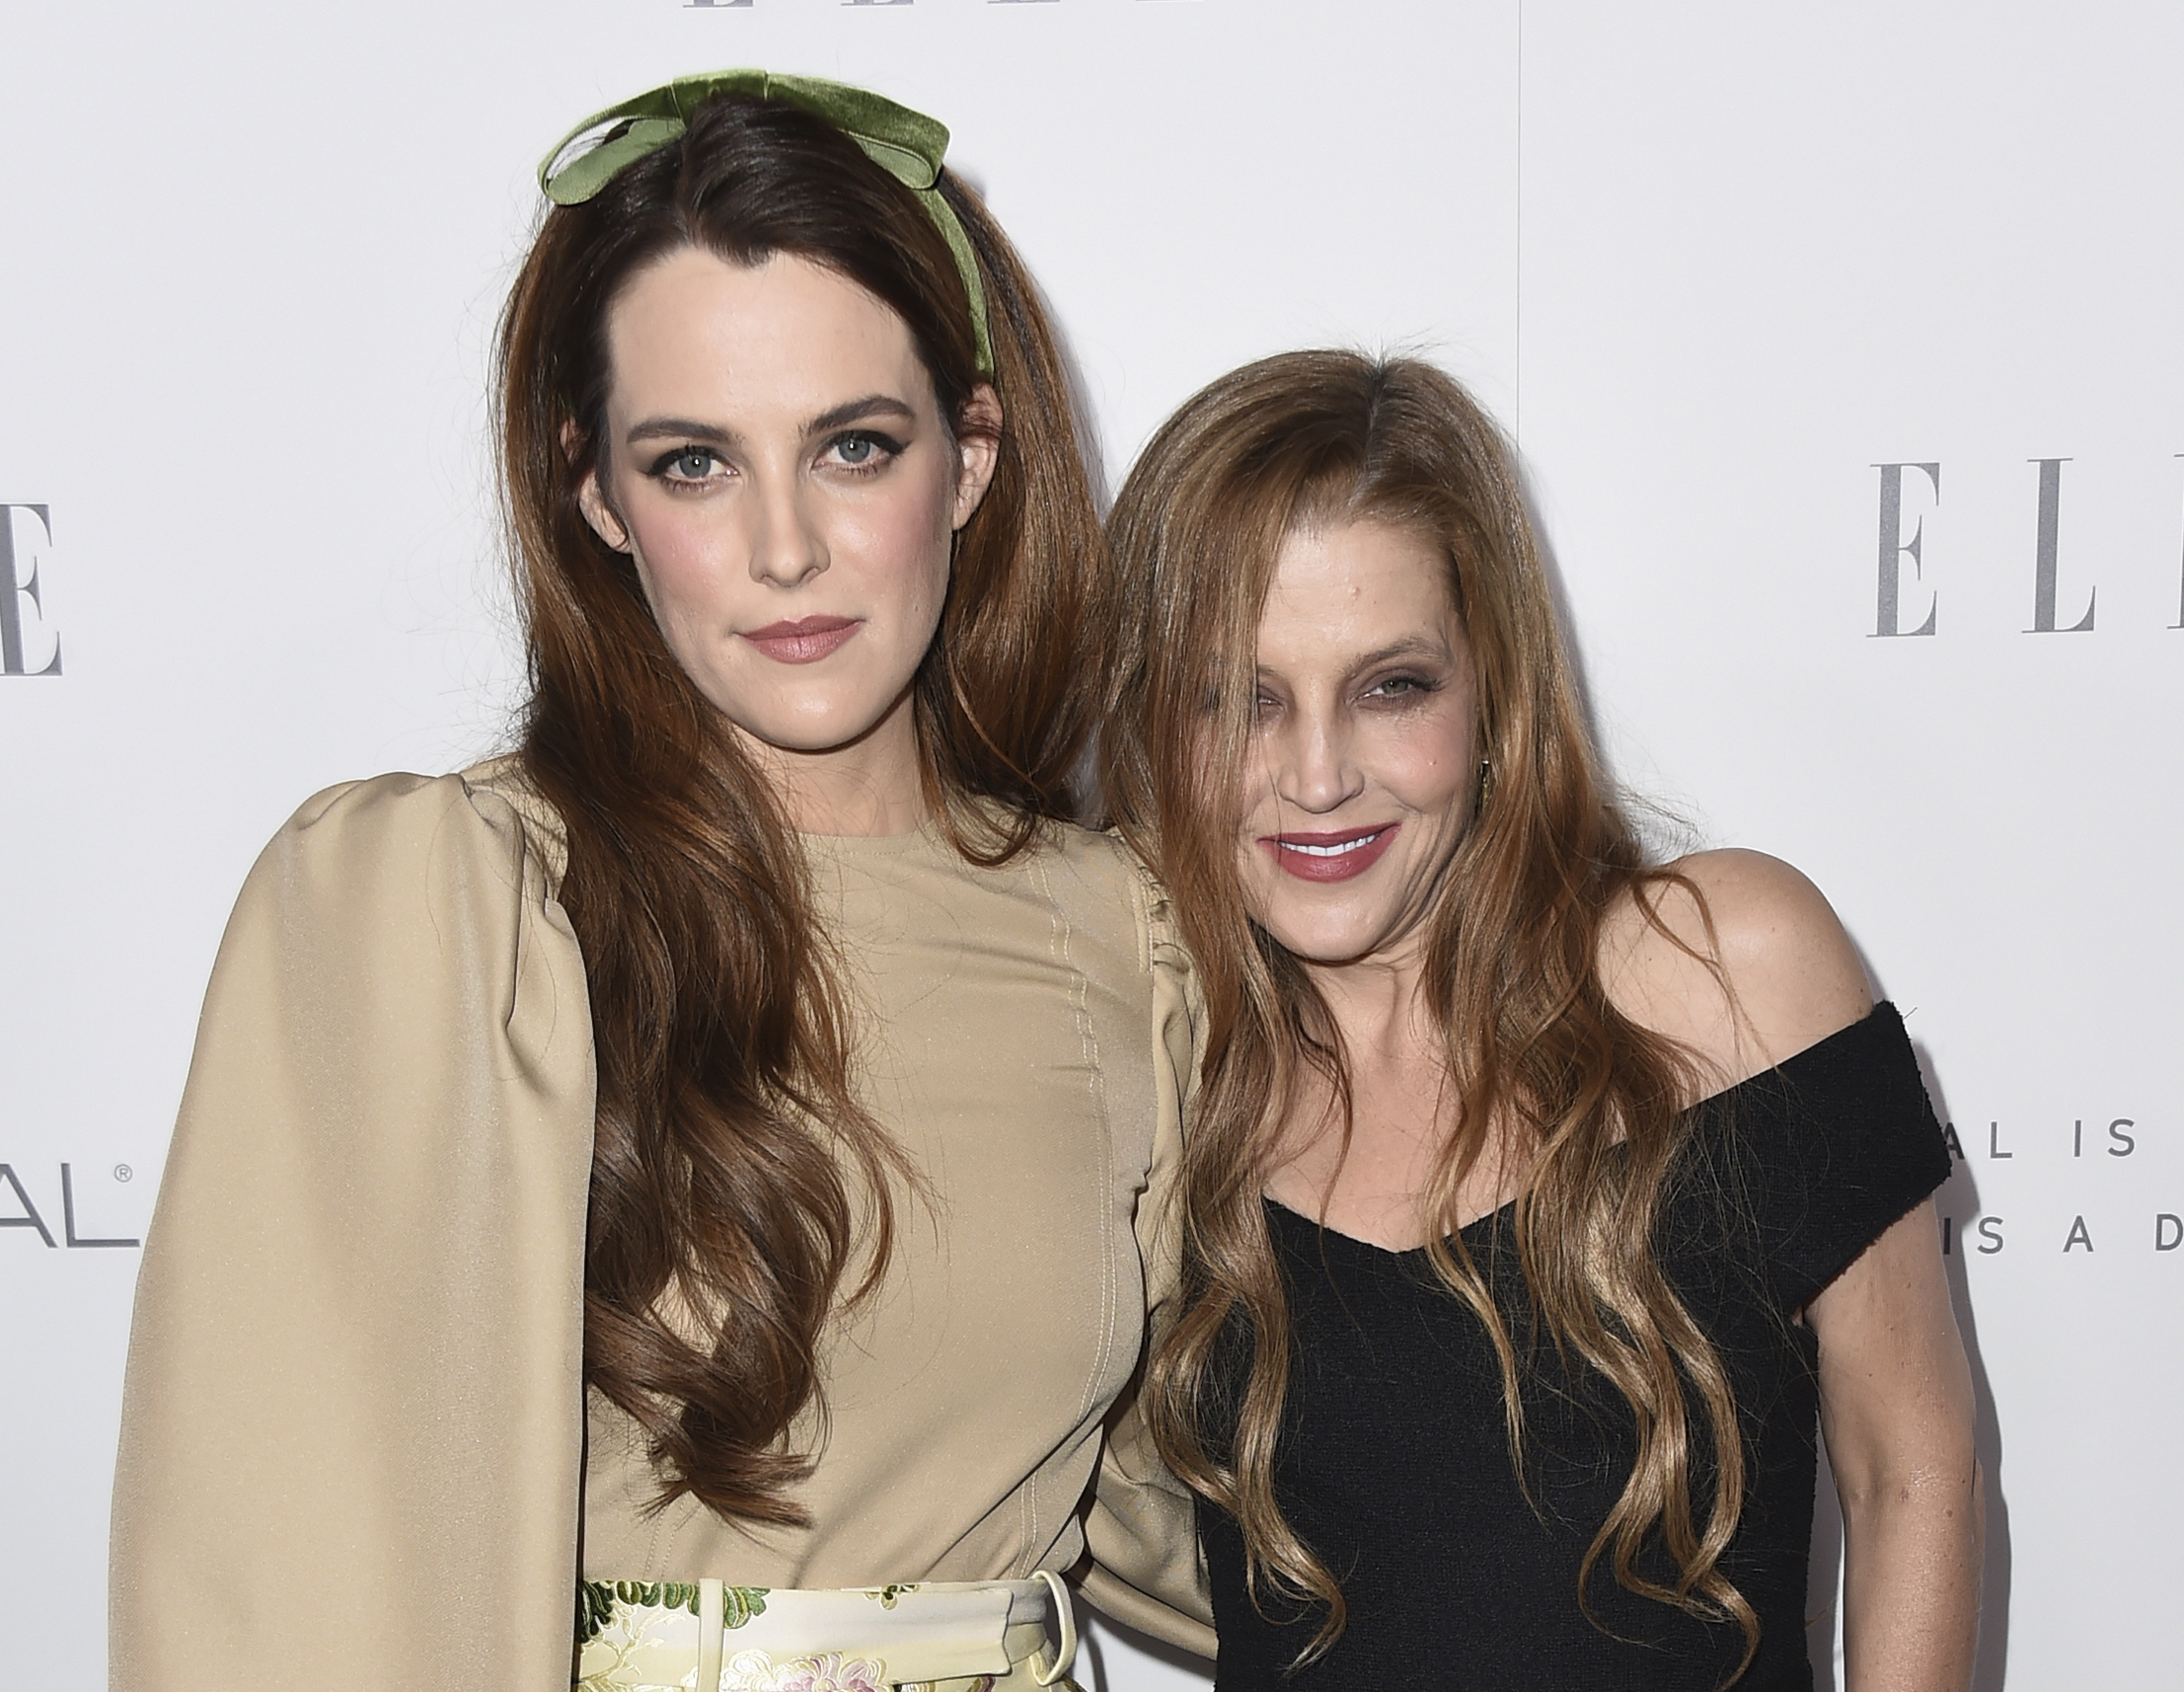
left=825, top=430, right=902, bottom=472
left=649, top=446, right=721, bottom=484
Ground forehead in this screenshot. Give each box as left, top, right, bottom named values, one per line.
left=1257, top=519, right=1460, bottom=662
left=601, top=247, right=931, bottom=420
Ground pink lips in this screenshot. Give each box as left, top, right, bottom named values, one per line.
left=1259, top=822, right=1402, bottom=883
left=741, top=615, right=862, bottom=664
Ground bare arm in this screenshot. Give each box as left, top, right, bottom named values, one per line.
left=1601, top=846, right=1873, bottom=1090
left=1810, top=1204, right=1983, bottom=1692
left=1606, top=848, right=1982, bottom=1689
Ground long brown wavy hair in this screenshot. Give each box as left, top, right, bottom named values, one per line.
left=495, top=92, right=1106, bottom=1526
left=1103, top=351, right=1757, bottom=1667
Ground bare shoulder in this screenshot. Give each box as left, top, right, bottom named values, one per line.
left=1600, top=848, right=1873, bottom=1092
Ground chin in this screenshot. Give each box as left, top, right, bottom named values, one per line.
left=712, top=688, right=896, bottom=750
left=747, top=716, right=889, bottom=754
left=1256, top=912, right=1392, bottom=968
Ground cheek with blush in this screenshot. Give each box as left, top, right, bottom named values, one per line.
left=1373, top=708, right=1474, bottom=821
left=826, top=463, right=956, bottom=634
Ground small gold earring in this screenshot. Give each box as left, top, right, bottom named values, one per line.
left=1477, top=757, right=1495, bottom=810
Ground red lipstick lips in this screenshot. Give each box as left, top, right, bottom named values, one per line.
left=741, top=615, right=862, bottom=664
left=1260, top=822, right=1401, bottom=883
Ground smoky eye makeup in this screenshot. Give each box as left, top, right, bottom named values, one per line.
left=1361, top=669, right=1446, bottom=705
left=646, top=445, right=727, bottom=487
left=821, top=429, right=907, bottom=473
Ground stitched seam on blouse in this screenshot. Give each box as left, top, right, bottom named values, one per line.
left=640, top=1431, right=684, bottom=1575
left=1033, top=854, right=1119, bottom=1576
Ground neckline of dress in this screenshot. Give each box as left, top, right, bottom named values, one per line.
left=797, top=822, right=950, bottom=859
left=1261, top=1000, right=1891, bottom=1260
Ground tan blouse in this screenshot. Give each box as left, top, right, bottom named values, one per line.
left=109, top=762, right=1212, bottom=1692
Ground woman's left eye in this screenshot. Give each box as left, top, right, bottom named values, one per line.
left=824, top=431, right=901, bottom=472
left=1368, top=674, right=1433, bottom=701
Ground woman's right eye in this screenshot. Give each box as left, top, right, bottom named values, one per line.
left=648, top=446, right=725, bottom=486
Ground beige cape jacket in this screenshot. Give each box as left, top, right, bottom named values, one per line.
left=110, top=764, right=1212, bottom=1691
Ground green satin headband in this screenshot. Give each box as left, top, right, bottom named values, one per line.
left=538, top=69, right=994, bottom=377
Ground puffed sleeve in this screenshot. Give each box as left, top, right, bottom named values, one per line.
left=1076, top=869, right=1217, bottom=1658
left=109, top=769, right=596, bottom=1692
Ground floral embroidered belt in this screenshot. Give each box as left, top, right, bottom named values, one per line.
left=574, top=1573, right=1082, bottom=1692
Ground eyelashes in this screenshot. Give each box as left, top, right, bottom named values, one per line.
left=1365, top=673, right=1441, bottom=703
left=642, top=430, right=908, bottom=493
left=646, top=445, right=724, bottom=486
left=823, top=429, right=904, bottom=472
left=1252, top=674, right=1446, bottom=720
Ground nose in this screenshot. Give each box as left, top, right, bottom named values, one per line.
left=747, top=468, right=827, bottom=589
left=1269, top=701, right=1363, bottom=817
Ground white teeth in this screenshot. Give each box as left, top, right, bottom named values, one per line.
left=1279, top=831, right=1383, bottom=857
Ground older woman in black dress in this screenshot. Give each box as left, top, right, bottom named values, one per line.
left=1102, top=350, right=1981, bottom=1688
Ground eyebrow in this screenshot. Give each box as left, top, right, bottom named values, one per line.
left=622, top=394, right=919, bottom=451
left=1258, top=636, right=1454, bottom=677
left=804, top=393, right=917, bottom=435
left=1361, top=637, right=1454, bottom=668
left=625, top=417, right=739, bottom=448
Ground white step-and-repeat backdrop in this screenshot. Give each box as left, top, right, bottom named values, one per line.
left=2, top=4, right=2174, bottom=1688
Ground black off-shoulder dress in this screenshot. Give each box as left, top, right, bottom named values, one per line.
left=1200, top=1003, right=1953, bottom=1691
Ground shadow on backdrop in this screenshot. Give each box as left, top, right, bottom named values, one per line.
left=1077, top=1610, right=1211, bottom=1692
left=1912, top=1035, right=2010, bottom=1692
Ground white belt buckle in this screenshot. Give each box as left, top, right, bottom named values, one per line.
left=1029, top=1570, right=1078, bottom=1687
left=697, top=1577, right=725, bottom=1692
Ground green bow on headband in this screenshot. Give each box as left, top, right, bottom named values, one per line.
left=538, top=69, right=994, bottom=377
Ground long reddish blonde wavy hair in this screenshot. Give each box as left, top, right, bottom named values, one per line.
left=495, top=94, right=1106, bottom=1526
left=1102, top=351, right=1757, bottom=1667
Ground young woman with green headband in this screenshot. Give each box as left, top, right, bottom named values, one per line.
left=110, top=74, right=1210, bottom=1692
